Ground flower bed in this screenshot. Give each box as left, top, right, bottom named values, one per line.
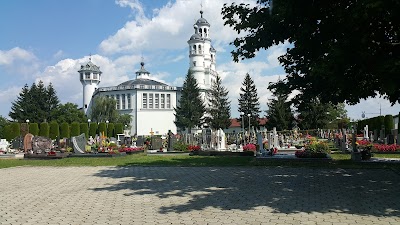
left=243, top=143, right=256, bottom=151
left=295, top=150, right=328, bottom=158
left=119, top=147, right=144, bottom=154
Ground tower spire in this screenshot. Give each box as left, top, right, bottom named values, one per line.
left=200, top=2, right=203, bottom=18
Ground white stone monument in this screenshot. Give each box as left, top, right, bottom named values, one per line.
left=217, top=128, right=226, bottom=150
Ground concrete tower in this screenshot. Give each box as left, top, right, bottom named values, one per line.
left=188, top=10, right=217, bottom=91
left=79, top=57, right=102, bottom=115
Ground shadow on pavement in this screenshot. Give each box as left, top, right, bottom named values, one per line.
left=90, top=165, right=400, bottom=217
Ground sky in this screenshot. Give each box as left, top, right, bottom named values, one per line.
left=0, top=0, right=398, bottom=121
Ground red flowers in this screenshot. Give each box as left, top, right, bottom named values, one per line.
left=373, top=144, right=400, bottom=152
left=243, top=144, right=256, bottom=151
left=119, top=147, right=144, bottom=153
left=188, top=145, right=201, bottom=151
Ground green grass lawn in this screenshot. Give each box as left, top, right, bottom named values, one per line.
left=1, top=153, right=400, bottom=171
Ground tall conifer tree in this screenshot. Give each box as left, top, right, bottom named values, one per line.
left=174, top=70, right=205, bottom=133
left=238, top=73, right=261, bottom=130
left=266, top=90, right=294, bottom=131
left=206, top=75, right=231, bottom=130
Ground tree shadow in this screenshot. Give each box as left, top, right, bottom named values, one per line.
left=90, top=163, right=400, bottom=217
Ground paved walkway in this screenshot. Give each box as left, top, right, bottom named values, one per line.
left=0, top=166, right=399, bottom=225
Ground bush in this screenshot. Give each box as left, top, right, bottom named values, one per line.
left=70, top=122, right=80, bottom=137
left=60, top=122, right=70, bottom=138
left=114, top=123, right=124, bottom=135
left=39, top=122, right=49, bottom=137
left=29, top=123, right=39, bottom=136
left=49, top=121, right=59, bottom=140
left=10, top=123, right=20, bottom=139
left=89, top=122, right=98, bottom=138
left=107, top=123, right=115, bottom=138
left=173, top=141, right=189, bottom=152
left=80, top=123, right=89, bottom=138
left=98, top=122, right=106, bottom=137
left=384, top=115, right=394, bottom=135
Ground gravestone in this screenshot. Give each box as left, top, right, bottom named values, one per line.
left=217, top=129, right=226, bottom=150
left=71, top=133, right=86, bottom=154
left=374, top=130, right=378, bottom=142
left=32, top=136, right=52, bottom=153
left=169, top=136, right=177, bottom=151
left=0, top=139, right=9, bottom=151
left=23, top=133, right=33, bottom=152
left=257, top=132, right=265, bottom=154
left=11, top=136, right=23, bottom=150
left=152, top=136, right=163, bottom=150
left=136, top=136, right=144, bottom=147
left=387, top=134, right=394, bottom=144
left=364, top=125, right=369, bottom=140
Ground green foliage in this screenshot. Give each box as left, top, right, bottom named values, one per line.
left=384, top=115, right=394, bottom=135
left=60, top=122, right=70, bottom=138
left=80, top=123, right=89, bottom=139
left=89, top=122, right=98, bottom=138
left=116, top=114, right=132, bottom=127
left=39, top=122, right=49, bottom=137
left=107, top=123, right=115, bottom=138
left=9, top=123, right=20, bottom=140
left=49, top=121, right=59, bottom=140
left=114, top=123, right=124, bottom=135
left=238, top=73, right=261, bottom=130
left=4, top=125, right=12, bottom=141
left=9, top=81, right=60, bottom=123
left=173, top=141, right=189, bottom=152
left=89, top=96, right=119, bottom=123
left=206, top=75, right=231, bottom=130
left=52, top=102, right=86, bottom=124
left=29, top=123, right=39, bottom=135
left=306, top=141, right=330, bottom=154
left=297, top=99, right=344, bottom=129
left=98, top=122, right=106, bottom=136
left=70, top=122, right=80, bottom=137
left=0, top=116, right=9, bottom=138
left=222, top=0, right=400, bottom=105
left=174, top=70, right=205, bottom=133
left=266, top=90, right=293, bottom=131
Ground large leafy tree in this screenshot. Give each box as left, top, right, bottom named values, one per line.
left=52, top=102, right=87, bottom=124
left=238, top=73, right=261, bottom=130
left=222, top=0, right=400, bottom=105
left=9, top=81, right=60, bottom=123
left=206, top=75, right=231, bottom=130
left=266, top=90, right=294, bottom=131
left=89, top=96, right=119, bottom=123
left=174, top=70, right=205, bottom=133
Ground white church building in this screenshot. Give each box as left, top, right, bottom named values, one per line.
left=79, top=10, right=217, bottom=136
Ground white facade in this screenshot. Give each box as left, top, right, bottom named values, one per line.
left=80, top=10, right=217, bottom=136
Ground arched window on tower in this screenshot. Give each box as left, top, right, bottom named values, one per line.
left=211, top=54, right=213, bottom=62
left=199, top=45, right=202, bottom=54
left=193, top=45, right=196, bottom=54
left=204, top=28, right=207, bottom=37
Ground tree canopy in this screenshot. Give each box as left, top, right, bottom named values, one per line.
left=174, top=70, right=205, bottom=133
left=89, top=96, right=119, bottom=123
left=222, top=0, right=400, bottom=105
left=206, top=75, right=231, bottom=130
left=238, top=73, right=261, bottom=130
left=9, top=81, right=60, bottom=123
left=52, top=102, right=87, bottom=124
left=266, top=90, right=294, bottom=131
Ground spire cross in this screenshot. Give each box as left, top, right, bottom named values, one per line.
left=89, top=53, right=92, bottom=61
left=200, top=2, right=203, bottom=18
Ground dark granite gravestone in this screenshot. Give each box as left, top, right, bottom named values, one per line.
left=11, top=136, right=23, bottom=150
left=168, top=136, right=177, bottom=151
left=136, top=136, right=144, bottom=146
left=152, top=136, right=163, bottom=150
left=374, top=130, right=378, bottom=142
left=387, top=134, right=394, bottom=144
left=71, top=133, right=86, bottom=154
left=23, top=133, right=33, bottom=152
left=32, top=136, right=53, bottom=153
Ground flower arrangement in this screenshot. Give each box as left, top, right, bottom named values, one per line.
left=295, top=140, right=329, bottom=158
left=187, top=145, right=201, bottom=151
left=372, top=144, right=400, bottom=152
left=243, top=143, right=256, bottom=151
left=119, top=147, right=144, bottom=153
left=47, top=151, right=56, bottom=156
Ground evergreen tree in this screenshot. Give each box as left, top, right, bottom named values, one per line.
left=49, top=121, right=59, bottom=140
left=206, top=75, right=231, bottom=130
left=266, top=90, right=294, bottom=131
left=174, top=70, right=205, bottom=133
left=238, top=73, right=261, bottom=130
left=9, top=81, right=60, bottom=123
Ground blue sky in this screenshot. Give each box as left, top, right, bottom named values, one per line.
left=0, top=0, right=398, bottom=121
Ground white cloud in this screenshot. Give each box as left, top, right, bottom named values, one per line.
left=53, top=50, right=65, bottom=59
left=100, top=0, right=256, bottom=54
left=0, top=47, right=36, bottom=65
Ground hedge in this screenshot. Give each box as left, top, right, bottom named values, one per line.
left=115, top=123, right=124, bottom=135
left=49, top=121, right=59, bottom=140
left=80, top=123, right=89, bottom=138
left=39, top=122, right=49, bottom=137
left=10, top=123, right=20, bottom=139
left=29, top=123, right=39, bottom=136
left=107, top=123, right=115, bottom=138
left=60, top=122, right=70, bottom=138
left=70, top=122, right=80, bottom=137
left=98, top=122, right=106, bottom=137
left=89, top=122, right=98, bottom=138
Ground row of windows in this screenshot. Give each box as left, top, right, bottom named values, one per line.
left=142, top=93, right=171, bottom=109
left=80, top=72, right=99, bottom=80
left=106, top=94, right=131, bottom=110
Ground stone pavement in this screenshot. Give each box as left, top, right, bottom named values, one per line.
left=0, top=166, right=399, bottom=225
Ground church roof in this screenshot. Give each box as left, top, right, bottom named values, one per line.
left=190, top=33, right=202, bottom=40
left=118, top=78, right=168, bottom=87
left=78, top=60, right=101, bottom=73
left=196, top=10, right=210, bottom=26
left=135, top=61, right=150, bottom=74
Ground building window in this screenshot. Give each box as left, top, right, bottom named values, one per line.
left=155, top=94, right=159, bottom=109
left=85, top=72, right=90, bottom=79
left=116, top=94, right=120, bottom=109
left=93, top=73, right=98, bottom=79
left=127, top=94, right=131, bottom=109
left=121, top=94, right=126, bottom=109
left=140, top=85, right=145, bottom=89
left=80, top=73, right=83, bottom=80
left=161, top=94, right=165, bottom=109
left=149, top=93, right=153, bottom=109
left=143, top=93, right=147, bottom=109
left=85, top=104, right=87, bottom=109
left=166, top=94, right=171, bottom=109
left=193, top=61, right=196, bottom=66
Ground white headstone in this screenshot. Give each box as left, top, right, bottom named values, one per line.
left=364, top=125, right=369, bottom=140
left=217, top=129, right=226, bottom=150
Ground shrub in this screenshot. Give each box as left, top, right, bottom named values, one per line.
left=60, top=122, right=70, bottom=138
left=89, top=122, right=98, bottom=138
left=98, top=122, right=106, bottom=137
left=114, top=123, right=124, bottom=135
left=384, top=115, right=394, bottom=135
left=173, top=141, right=189, bottom=152
left=39, top=122, right=49, bottom=137
left=49, top=121, right=59, bottom=140
left=70, top=122, right=80, bottom=137
left=29, top=123, right=39, bottom=136
left=10, top=123, right=20, bottom=139
left=107, top=123, right=115, bottom=138
left=80, top=123, right=89, bottom=138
